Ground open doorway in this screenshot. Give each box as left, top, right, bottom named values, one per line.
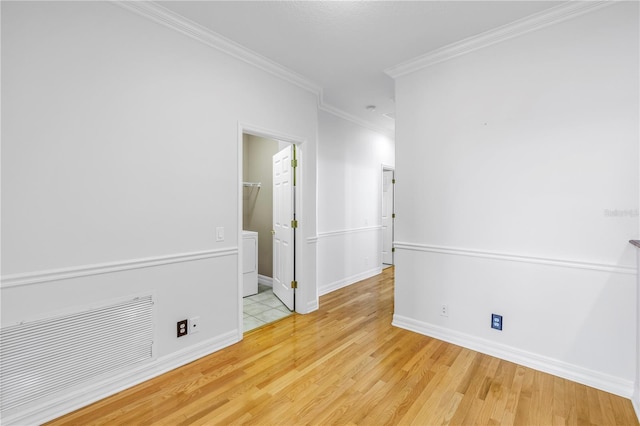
left=382, top=166, right=395, bottom=267
left=241, top=133, right=296, bottom=332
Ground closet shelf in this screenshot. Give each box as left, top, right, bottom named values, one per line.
left=243, top=182, right=262, bottom=188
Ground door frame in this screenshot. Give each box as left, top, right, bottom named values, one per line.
left=381, top=165, right=395, bottom=266
left=272, top=144, right=296, bottom=311
left=237, top=123, right=305, bottom=338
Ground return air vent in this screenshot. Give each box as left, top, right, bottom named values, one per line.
left=0, top=295, right=154, bottom=412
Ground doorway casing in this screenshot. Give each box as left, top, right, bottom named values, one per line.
left=381, top=165, right=395, bottom=266
left=237, top=123, right=307, bottom=339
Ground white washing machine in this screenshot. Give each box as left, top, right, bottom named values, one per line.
left=242, top=230, right=258, bottom=297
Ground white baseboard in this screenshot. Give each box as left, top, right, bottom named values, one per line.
left=3, top=331, right=239, bottom=426
left=258, top=274, right=273, bottom=287
left=318, top=267, right=382, bottom=296
left=633, top=387, right=640, bottom=422
left=392, top=315, right=634, bottom=399
left=304, top=299, right=319, bottom=314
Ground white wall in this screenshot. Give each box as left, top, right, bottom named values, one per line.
left=393, top=2, right=639, bottom=397
left=317, top=110, right=394, bottom=295
left=635, top=250, right=640, bottom=417
left=0, top=2, right=317, bottom=423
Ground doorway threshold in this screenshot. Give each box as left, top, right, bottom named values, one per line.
left=243, top=284, right=293, bottom=332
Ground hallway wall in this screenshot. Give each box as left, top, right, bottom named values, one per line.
left=317, top=110, right=395, bottom=295
left=392, top=1, right=639, bottom=397
left=1, top=2, right=318, bottom=423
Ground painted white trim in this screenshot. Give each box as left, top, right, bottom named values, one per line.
left=394, top=242, right=636, bottom=275
left=319, top=267, right=382, bottom=297
left=113, top=2, right=391, bottom=140
left=318, top=101, right=394, bottom=139
left=305, top=299, right=319, bottom=314
left=392, top=315, right=634, bottom=398
left=317, top=225, right=382, bottom=239
left=237, top=122, right=310, bottom=315
left=239, top=123, right=307, bottom=146
left=306, top=236, right=319, bottom=244
left=636, top=249, right=640, bottom=423
left=258, top=274, right=273, bottom=287
left=385, top=1, right=614, bottom=78
left=113, top=1, right=321, bottom=96
left=381, top=165, right=395, bottom=266
left=1, top=248, right=238, bottom=289
left=2, top=330, right=239, bottom=426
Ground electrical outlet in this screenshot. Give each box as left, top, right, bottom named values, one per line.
left=440, top=304, right=448, bottom=317
left=177, top=319, right=188, bottom=337
left=491, top=314, right=503, bottom=331
left=189, top=316, right=200, bottom=334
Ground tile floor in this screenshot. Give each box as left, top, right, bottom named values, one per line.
left=243, top=284, right=292, bottom=332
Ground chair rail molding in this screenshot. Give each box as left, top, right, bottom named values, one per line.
left=1, top=248, right=238, bottom=289
left=317, top=225, right=383, bottom=239
left=394, top=242, right=636, bottom=275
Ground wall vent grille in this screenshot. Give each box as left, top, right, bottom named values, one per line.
left=0, top=295, right=154, bottom=412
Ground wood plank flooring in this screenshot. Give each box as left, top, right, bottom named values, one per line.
left=48, top=267, right=638, bottom=425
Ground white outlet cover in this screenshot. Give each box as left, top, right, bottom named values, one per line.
left=441, top=304, right=448, bottom=317
left=189, top=316, right=200, bottom=334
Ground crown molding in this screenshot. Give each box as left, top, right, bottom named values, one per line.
left=113, top=1, right=322, bottom=96
left=318, top=98, right=395, bottom=139
left=113, top=1, right=393, bottom=139
left=385, top=0, right=615, bottom=79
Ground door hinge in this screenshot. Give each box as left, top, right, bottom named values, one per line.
left=292, top=145, right=298, bottom=187
left=392, top=213, right=396, bottom=219
left=392, top=179, right=396, bottom=184
left=392, top=247, right=396, bottom=253
left=291, top=219, right=298, bottom=228
left=291, top=280, right=298, bottom=289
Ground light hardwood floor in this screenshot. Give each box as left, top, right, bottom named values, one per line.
left=49, top=267, right=638, bottom=425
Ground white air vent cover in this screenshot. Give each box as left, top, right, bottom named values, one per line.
left=0, top=295, right=154, bottom=412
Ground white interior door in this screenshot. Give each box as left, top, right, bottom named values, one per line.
left=272, top=145, right=295, bottom=310
left=382, top=169, right=394, bottom=265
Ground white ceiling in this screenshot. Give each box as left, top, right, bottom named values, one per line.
left=157, top=1, right=566, bottom=134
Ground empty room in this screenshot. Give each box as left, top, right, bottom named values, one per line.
left=1, top=1, right=639, bottom=424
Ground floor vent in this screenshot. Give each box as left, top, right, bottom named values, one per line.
left=0, top=295, right=154, bottom=412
